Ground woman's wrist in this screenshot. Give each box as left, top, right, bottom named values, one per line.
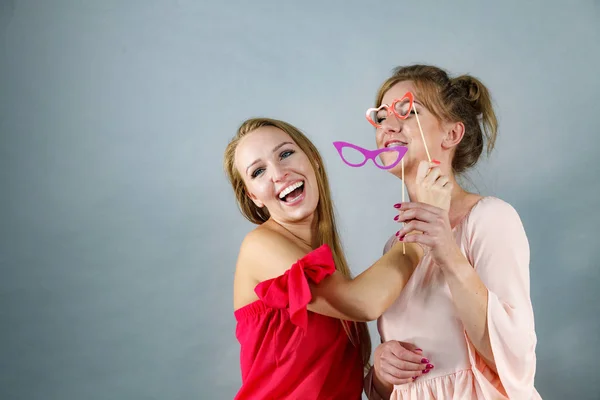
left=372, top=366, right=393, bottom=398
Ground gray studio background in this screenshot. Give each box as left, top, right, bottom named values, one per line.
left=1, top=1, right=599, bottom=399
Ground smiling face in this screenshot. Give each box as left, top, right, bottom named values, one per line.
left=234, top=126, right=320, bottom=225
left=375, top=81, right=447, bottom=176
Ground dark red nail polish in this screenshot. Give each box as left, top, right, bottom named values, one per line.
left=399, top=235, right=404, bottom=242
left=427, top=364, right=434, bottom=369
left=394, top=203, right=402, bottom=208
left=394, top=215, right=399, bottom=221
left=395, top=231, right=400, bottom=236
left=421, top=358, right=429, bottom=364
left=412, top=376, right=417, bottom=380
left=423, top=369, right=430, bottom=374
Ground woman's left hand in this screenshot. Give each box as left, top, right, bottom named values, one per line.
left=395, top=202, right=462, bottom=269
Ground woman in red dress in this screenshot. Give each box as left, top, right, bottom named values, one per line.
left=223, top=117, right=450, bottom=399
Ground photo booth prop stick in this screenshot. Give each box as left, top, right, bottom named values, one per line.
left=365, top=91, right=434, bottom=253
left=334, top=91, right=433, bottom=255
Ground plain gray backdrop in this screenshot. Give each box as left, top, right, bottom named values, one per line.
left=1, top=0, right=599, bottom=399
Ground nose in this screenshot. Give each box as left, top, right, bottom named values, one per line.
left=380, top=111, right=402, bottom=134
left=271, top=164, right=289, bottom=182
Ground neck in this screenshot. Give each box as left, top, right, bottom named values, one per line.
left=269, top=215, right=317, bottom=250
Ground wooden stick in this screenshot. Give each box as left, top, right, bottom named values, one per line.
left=413, top=107, right=431, bottom=162
left=401, top=157, right=405, bottom=254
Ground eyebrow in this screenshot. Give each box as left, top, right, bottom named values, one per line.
left=245, top=141, right=294, bottom=174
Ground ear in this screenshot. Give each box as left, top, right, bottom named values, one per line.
left=246, top=191, right=265, bottom=208
left=441, top=121, right=465, bottom=150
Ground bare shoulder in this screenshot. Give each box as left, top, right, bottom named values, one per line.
left=237, top=225, right=309, bottom=283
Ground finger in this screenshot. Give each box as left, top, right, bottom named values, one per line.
left=381, top=357, right=426, bottom=373
left=401, top=233, right=436, bottom=246
left=433, top=174, right=449, bottom=188
left=422, top=165, right=442, bottom=187
left=379, top=372, right=415, bottom=386
left=415, top=160, right=431, bottom=185
left=398, top=201, right=442, bottom=214
left=383, top=341, right=433, bottom=368
left=416, top=160, right=442, bottom=185
left=392, top=344, right=429, bottom=365
left=396, top=220, right=430, bottom=237
left=396, top=208, right=438, bottom=224
left=380, top=363, right=422, bottom=379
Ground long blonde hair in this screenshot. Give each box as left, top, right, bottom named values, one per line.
left=224, top=117, right=372, bottom=368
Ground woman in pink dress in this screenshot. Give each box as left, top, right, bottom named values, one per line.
left=363, top=65, right=542, bottom=399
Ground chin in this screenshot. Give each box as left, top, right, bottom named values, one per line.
left=276, top=183, right=319, bottom=222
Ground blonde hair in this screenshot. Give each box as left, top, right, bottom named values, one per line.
left=224, top=117, right=372, bottom=368
left=376, top=64, right=499, bottom=173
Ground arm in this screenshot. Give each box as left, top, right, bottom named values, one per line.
left=398, top=198, right=538, bottom=397
left=440, top=251, right=495, bottom=369
left=440, top=200, right=535, bottom=374
left=457, top=200, right=538, bottom=397
left=239, top=227, right=423, bottom=322
left=311, top=238, right=422, bottom=321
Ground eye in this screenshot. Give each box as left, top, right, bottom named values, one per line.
left=376, top=116, right=386, bottom=123
left=251, top=167, right=265, bottom=178
left=280, top=149, right=295, bottom=159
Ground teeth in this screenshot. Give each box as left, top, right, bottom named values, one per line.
left=386, top=142, right=406, bottom=148
left=279, top=181, right=304, bottom=199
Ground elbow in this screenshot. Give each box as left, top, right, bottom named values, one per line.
left=355, top=301, right=386, bottom=322
left=363, top=307, right=385, bottom=322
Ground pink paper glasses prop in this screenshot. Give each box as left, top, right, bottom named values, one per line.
left=365, top=91, right=432, bottom=162
left=332, top=141, right=408, bottom=170
left=365, top=91, right=415, bottom=128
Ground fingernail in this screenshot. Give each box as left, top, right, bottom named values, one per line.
left=432, top=159, right=441, bottom=164
left=427, top=364, right=434, bottom=369
left=394, top=215, right=399, bottom=221
left=414, top=348, right=423, bottom=352
left=395, top=231, right=400, bottom=236
left=398, top=235, right=404, bottom=242
left=423, top=369, right=430, bottom=374
left=394, top=203, right=402, bottom=208
left=412, top=376, right=417, bottom=380
left=421, top=358, right=429, bottom=364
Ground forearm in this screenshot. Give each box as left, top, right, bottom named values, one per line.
left=371, top=368, right=393, bottom=398
left=312, top=241, right=422, bottom=321
left=351, top=242, right=422, bottom=320
left=442, top=253, right=496, bottom=371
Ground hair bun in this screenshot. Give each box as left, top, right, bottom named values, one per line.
left=453, top=75, right=483, bottom=112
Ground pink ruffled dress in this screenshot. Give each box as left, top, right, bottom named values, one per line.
left=365, top=197, right=542, bottom=399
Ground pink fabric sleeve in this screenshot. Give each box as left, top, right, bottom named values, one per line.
left=464, top=198, right=538, bottom=399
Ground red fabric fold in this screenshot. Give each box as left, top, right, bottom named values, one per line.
left=254, top=244, right=335, bottom=329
